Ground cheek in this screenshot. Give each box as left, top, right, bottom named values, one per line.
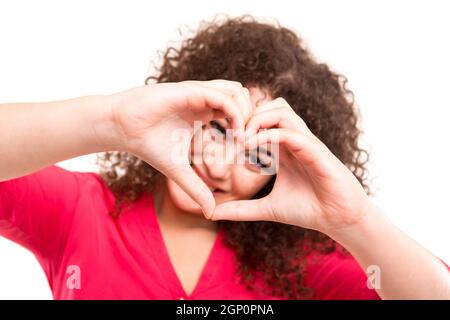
left=166, top=179, right=203, bottom=215
left=230, top=169, right=272, bottom=199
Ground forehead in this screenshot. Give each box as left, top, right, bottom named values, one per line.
left=247, top=86, right=272, bottom=110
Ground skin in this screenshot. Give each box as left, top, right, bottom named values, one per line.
left=155, top=87, right=273, bottom=294
left=0, top=80, right=449, bottom=299
left=165, top=86, right=273, bottom=216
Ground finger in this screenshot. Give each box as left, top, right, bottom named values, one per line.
left=203, top=80, right=252, bottom=123
left=192, top=80, right=252, bottom=140
left=167, top=165, right=216, bottom=219
left=246, top=97, right=311, bottom=137
left=242, top=86, right=253, bottom=123
left=233, top=86, right=253, bottom=141
left=210, top=197, right=275, bottom=222
left=182, top=83, right=245, bottom=132
left=245, top=128, right=328, bottom=173
left=245, top=107, right=303, bottom=137
left=186, top=80, right=250, bottom=127
left=251, top=97, right=289, bottom=114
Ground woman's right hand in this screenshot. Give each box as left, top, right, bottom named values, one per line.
left=110, top=80, right=252, bottom=217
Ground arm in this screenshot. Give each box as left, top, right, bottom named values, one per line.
left=0, top=81, right=249, bottom=215
left=331, top=201, right=450, bottom=299
left=0, top=80, right=249, bottom=260
left=0, top=94, right=120, bottom=181
left=212, top=97, right=450, bottom=299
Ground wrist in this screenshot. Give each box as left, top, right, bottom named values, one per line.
left=81, top=93, right=127, bottom=152
left=326, top=200, right=388, bottom=248
left=106, top=87, right=149, bottom=153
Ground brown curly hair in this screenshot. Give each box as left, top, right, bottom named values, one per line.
left=97, top=15, right=370, bottom=299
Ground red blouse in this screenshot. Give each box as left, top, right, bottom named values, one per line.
left=0, top=165, right=388, bottom=299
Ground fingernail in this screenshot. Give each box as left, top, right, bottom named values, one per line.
left=204, top=207, right=214, bottom=220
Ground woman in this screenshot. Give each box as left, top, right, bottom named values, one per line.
left=0, top=16, right=449, bottom=300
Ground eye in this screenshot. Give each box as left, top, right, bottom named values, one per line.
left=210, top=120, right=226, bottom=134
left=247, top=152, right=270, bottom=169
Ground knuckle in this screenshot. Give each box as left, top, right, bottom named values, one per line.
left=181, top=80, right=197, bottom=86
left=231, top=80, right=243, bottom=88
left=276, top=97, right=287, bottom=104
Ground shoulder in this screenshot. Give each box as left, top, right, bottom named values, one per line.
left=36, top=165, right=117, bottom=214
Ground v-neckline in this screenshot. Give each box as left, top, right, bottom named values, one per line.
left=145, top=192, right=223, bottom=299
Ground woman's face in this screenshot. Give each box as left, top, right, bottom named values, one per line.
left=166, top=87, right=275, bottom=215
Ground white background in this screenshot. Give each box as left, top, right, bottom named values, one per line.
left=0, top=0, right=449, bottom=299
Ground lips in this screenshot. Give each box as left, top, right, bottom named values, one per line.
left=192, top=165, right=226, bottom=194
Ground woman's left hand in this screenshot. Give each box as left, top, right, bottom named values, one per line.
left=211, top=97, right=372, bottom=236
left=212, top=97, right=450, bottom=300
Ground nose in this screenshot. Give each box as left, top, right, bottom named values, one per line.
left=202, top=130, right=234, bottom=180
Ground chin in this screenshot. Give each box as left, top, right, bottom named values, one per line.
left=166, top=179, right=203, bottom=215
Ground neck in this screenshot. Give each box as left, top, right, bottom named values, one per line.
left=153, top=182, right=218, bottom=233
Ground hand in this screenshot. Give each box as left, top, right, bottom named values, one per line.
left=110, top=80, right=252, bottom=217
left=211, top=97, right=371, bottom=236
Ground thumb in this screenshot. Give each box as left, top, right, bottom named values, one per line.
left=211, top=197, right=273, bottom=222
left=167, top=165, right=216, bottom=218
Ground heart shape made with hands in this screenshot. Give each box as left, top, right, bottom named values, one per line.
left=171, top=95, right=313, bottom=225
left=121, top=81, right=355, bottom=229
left=185, top=118, right=280, bottom=217
left=180, top=94, right=312, bottom=224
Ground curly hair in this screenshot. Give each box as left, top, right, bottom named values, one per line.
left=97, top=15, right=370, bottom=299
